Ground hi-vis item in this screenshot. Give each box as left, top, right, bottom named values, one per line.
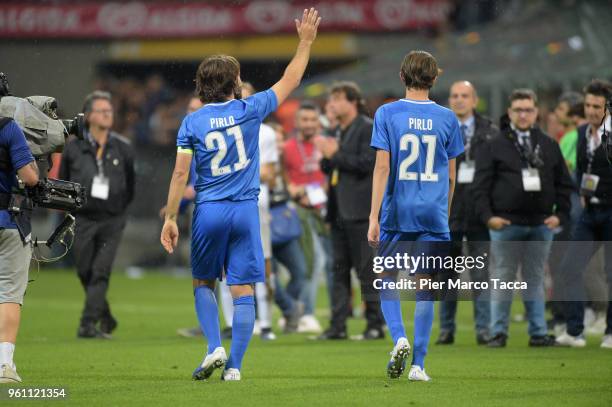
left=91, top=175, right=110, bottom=200
left=580, top=173, right=600, bottom=197
left=522, top=168, right=541, bottom=192
left=457, top=161, right=475, bottom=184
left=331, top=169, right=339, bottom=186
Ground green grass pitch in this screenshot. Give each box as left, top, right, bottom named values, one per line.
left=4, top=270, right=612, bottom=406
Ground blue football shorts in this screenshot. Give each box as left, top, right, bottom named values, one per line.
left=191, top=199, right=265, bottom=285
left=378, top=229, right=451, bottom=275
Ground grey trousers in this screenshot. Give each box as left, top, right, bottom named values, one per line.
left=0, top=229, right=31, bottom=305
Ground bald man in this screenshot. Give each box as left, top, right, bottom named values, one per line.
left=436, top=81, right=499, bottom=346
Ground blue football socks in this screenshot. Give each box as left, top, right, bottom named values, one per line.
left=194, top=285, right=222, bottom=355
left=226, top=295, right=256, bottom=370
left=412, top=296, right=434, bottom=369
left=380, top=277, right=407, bottom=345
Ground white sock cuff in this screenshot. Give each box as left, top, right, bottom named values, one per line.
left=0, top=342, right=15, bottom=366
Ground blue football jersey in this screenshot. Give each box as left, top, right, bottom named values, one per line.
left=176, top=89, right=277, bottom=203
left=370, top=99, right=464, bottom=233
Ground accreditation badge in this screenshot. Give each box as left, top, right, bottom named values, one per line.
left=91, top=175, right=110, bottom=200
left=521, top=168, right=541, bottom=192
left=457, top=161, right=475, bottom=184
left=305, top=183, right=327, bottom=206
left=580, top=173, right=600, bottom=197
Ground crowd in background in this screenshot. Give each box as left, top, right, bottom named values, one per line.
left=91, top=74, right=191, bottom=147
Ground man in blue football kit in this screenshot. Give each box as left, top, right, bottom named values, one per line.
left=161, top=8, right=321, bottom=382
left=368, top=51, right=464, bottom=381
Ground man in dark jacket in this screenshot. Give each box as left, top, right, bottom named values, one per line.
left=556, top=79, right=612, bottom=349
left=436, top=81, right=498, bottom=346
left=473, top=88, right=573, bottom=347
left=60, top=91, right=135, bottom=339
left=315, top=81, right=384, bottom=340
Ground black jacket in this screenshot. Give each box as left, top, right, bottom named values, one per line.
left=60, top=132, right=135, bottom=220
left=576, top=123, right=612, bottom=206
left=473, top=126, right=573, bottom=226
left=449, top=113, right=499, bottom=232
left=321, top=114, right=375, bottom=223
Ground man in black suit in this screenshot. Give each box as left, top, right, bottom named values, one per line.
left=315, top=81, right=384, bottom=340
left=436, top=81, right=498, bottom=346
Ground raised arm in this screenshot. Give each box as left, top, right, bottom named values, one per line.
left=271, top=8, right=321, bottom=105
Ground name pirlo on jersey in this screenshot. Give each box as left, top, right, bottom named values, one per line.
left=408, top=118, right=433, bottom=131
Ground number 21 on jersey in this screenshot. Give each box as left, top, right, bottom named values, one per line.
left=398, top=133, right=438, bottom=182
left=205, top=125, right=249, bottom=177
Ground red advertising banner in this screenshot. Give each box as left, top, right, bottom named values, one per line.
left=0, top=1, right=451, bottom=39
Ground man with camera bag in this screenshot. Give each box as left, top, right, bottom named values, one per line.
left=0, top=117, right=39, bottom=383
left=60, top=91, right=135, bottom=339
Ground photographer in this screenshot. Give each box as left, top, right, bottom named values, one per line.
left=0, top=118, right=39, bottom=383
left=473, top=88, right=573, bottom=347
left=59, top=91, right=135, bottom=339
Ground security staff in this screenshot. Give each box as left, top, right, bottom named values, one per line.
left=0, top=117, right=39, bottom=383
left=59, top=91, right=135, bottom=339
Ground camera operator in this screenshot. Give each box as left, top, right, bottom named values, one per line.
left=59, top=91, right=135, bottom=339
left=0, top=118, right=39, bottom=383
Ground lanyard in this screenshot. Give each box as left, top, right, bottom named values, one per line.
left=585, top=125, right=606, bottom=174
left=295, top=139, right=320, bottom=183
left=511, top=132, right=536, bottom=169
left=464, top=133, right=473, bottom=161
left=87, top=132, right=106, bottom=176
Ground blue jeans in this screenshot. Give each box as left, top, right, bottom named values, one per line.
left=560, top=206, right=612, bottom=336
left=489, top=224, right=553, bottom=337
left=272, top=238, right=307, bottom=316
left=439, top=230, right=491, bottom=335
left=302, top=216, right=333, bottom=315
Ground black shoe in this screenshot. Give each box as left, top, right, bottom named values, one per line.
left=284, top=301, right=304, bottom=333
left=317, top=328, right=348, bottom=340
left=436, top=331, right=454, bottom=345
left=220, top=327, right=232, bottom=340
left=177, top=327, right=202, bottom=338
left=361, top=328, right=385, bottom=340
left=487, top=333, right=507, bottom=348
left=529, top=335, right=556, bottom=347
left=476, top=332, right=490, bottom=345
left=77, top=324, right=111, bottom=339
left=260, top=328, right=277, bottom=341
left=100, top=316, right=118, bottom=335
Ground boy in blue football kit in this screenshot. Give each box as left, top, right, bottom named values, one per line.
left=368, top=51, right=464, bottom=381
left=161, top=8, right=321, bottom=381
